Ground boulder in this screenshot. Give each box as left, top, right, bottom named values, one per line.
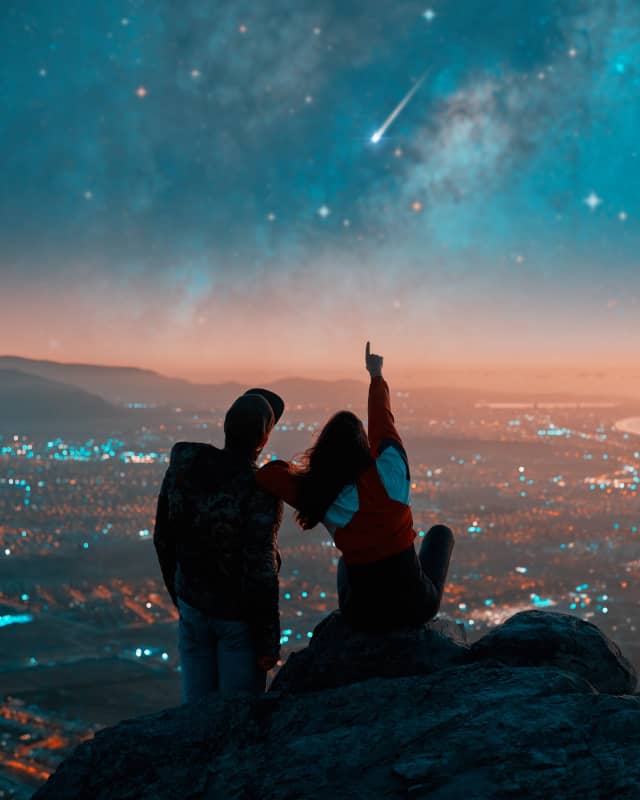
left=270, top=610, right=469, bottom=694
left=271, top=609, right=637, bottom=697
left=471, top=610, right=637, bottom=694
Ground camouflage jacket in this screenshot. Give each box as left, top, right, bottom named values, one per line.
left=153, top=442, right=283, bottom=657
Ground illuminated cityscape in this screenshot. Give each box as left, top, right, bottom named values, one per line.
left=1, top=391, right=640, bottom=797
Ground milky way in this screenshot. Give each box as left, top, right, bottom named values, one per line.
left=2, top=1, right=639, bottom=378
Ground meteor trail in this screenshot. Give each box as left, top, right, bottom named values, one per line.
left=370, top=72, right=429, bottom=143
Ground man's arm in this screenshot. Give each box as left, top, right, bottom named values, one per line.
left=242, top=487, right=283, bottom=663
left=153, top=472, right=178, bottom=606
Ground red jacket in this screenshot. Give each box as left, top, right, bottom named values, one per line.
left=256, top=376, right=415, bottom=565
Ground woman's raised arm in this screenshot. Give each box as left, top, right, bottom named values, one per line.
left=365, top=341, right=404, bottom=457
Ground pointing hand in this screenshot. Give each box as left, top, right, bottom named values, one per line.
left=365, top=341, right=383, bottom=378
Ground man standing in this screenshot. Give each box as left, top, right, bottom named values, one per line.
left=153, top=388, right=284, bottom=700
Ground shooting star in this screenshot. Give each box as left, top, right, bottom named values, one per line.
left=371, top=72, right=429, bottom=143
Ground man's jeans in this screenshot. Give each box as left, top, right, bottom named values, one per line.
left=177, top=598, right=265, bottom=702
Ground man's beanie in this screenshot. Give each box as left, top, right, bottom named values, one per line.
left=224, top=388, right=284, bottom=450
left=243, top=388, right=284, bottom=424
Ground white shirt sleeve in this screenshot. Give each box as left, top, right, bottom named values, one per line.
left=376, top=446, right=411, bottom=505
left=322, top=482, right=359, bottom=535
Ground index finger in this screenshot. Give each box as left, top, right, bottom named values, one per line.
left=366, top=340, right=370, bottom=359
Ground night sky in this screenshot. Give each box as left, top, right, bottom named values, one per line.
left=2, top=1, right=639, bottom=381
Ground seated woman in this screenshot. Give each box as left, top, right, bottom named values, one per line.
left=256, top=342, right=454, bottom=630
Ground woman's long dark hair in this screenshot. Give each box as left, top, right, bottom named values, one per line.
left=295, top=411, right=373, bottom=530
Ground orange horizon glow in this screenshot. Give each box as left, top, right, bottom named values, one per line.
left=3, top=346, right=640, bottom=398
left=2, top=261, right=639, bottom=394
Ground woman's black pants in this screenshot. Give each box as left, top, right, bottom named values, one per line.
left=336, top=524, right=455, bottom=628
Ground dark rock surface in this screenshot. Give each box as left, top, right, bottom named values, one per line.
left=272, top=609, right=636, bottom=696
left=271, top=610, right=469, bottom=694
left=470, top=609, right=637, bottom=694
left=34, top=611, right=640, bottom=800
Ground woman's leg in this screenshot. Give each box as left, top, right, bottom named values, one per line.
left=215, top=619, right=265, bottom=696
left=177, top=598, right=219, bottom=703
left=418, top=525, right=455, bottom=616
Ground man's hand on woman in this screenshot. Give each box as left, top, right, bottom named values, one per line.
left=365, top=340, right=383, bottom=378
left=257, top=654, right=279, bottom=671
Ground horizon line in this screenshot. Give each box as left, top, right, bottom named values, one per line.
left=2, top=353, right=639, bottom=385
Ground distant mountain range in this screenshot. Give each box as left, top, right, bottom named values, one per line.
left=0, top=355, right=236, bottom=408
left=0, top=368, right=132, bottom=434
left=0, top=356, right=369, bottom=411
left=0, top=356, right=635, bottom=424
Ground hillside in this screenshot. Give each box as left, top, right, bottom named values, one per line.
left=0, top=356, right=227, bottom=408
left=0, top=369, right=132, bottom=434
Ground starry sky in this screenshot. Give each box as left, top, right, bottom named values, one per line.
left=2, top=1, right=640, bottom=383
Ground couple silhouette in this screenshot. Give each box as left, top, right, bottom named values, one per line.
left=153, top=342, right=455, bottom=701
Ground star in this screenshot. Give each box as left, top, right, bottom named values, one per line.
left=304, top=95, right=313, bottom=104
left=343, top=219, right=351, bottom=227
left=38, top=68, right=47, bottom=77
left=568, top=47, right=578, bottom=58
left=423, top=9, right=436, bottom=22
left=619, top=211, right=628, bottom=221
left=238, top=24, right=248, bottom=34
left=411, top=200, right=423, bottom=213
left=583, top=191, right=602, bottom=211
left=121, top=17, right=130, bottom=26
left=191, top=69, right=201, bottom=79
left=317, top=205, right=331, bottom=218
left=394, top=147, right=403, bottom=158
left=266, top=212, right=276, bottom=222
left=135, top=86, right=148, bottom=98
left=83, top=190, right=93, bottom=200
left=514, top=254, right=525, bottom=264
left=313, top=26, right=322, bottom=35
